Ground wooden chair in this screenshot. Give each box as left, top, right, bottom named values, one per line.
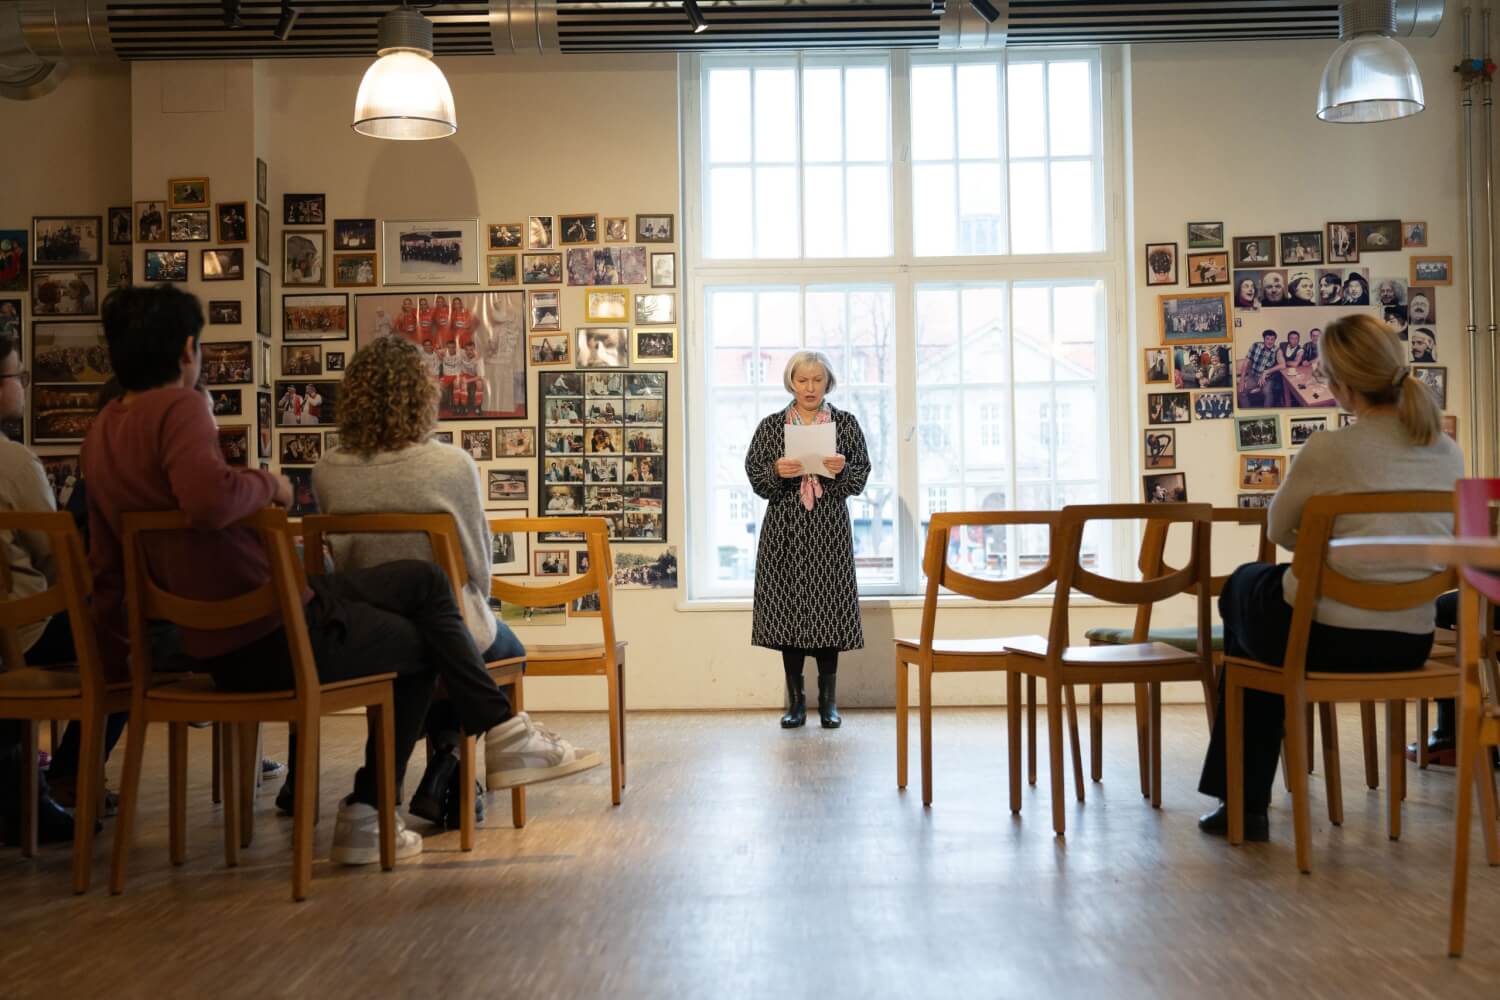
left=1005, top=503, right=1216, bottom=836
left=110, top=508, right=398, bottom=901
left=1222, top=492, right=1459, bottom=872
left=488, top=515, right=627, bottom=805
left=893, top=511, right=1058, bottom=808
left=300, top=513, right=526, bottom=850
left=0, top=512, right=125, bottom=893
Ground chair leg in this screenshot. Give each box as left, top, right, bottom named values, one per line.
left=1450, top=701, right=1480, bottom=957
left=1227, top=675, right=1245, bottom=845
left=458, top=735, right=476, bottom=852
left=895, top=657, right=908, bottom=790
left=1418, top=699, right=1430, bottom=769
left=1046, top=676, right=1066, bottom=837
left=509, top=679, right=526, bottom=829
left=372, top=697, right=396, bottom=871
left=1305, top=704, right=1315, bottom=774
left=919, top=659, right=934, bottom=807
left=1149, top=682, right=1163, bottom=810
left=1134, top=682, right=1150, bottom=798
left=237, top=721, right=257, bottom=849
left=291, top=718, right=319, bottom=901
left=1089, top=683, right=1103, bottom=784
left=1361, top=701, right=1380, bottom=790
left=1064, top=684, right=1085, bottom=803
left=1387, top=700, right=1405, bottom=841
left=617, top=650, right=627, bottom=789
left=605, top=661, right=623, bottom=806
left=168, top=722, right=187, bottom=866
left=1026, top=674, right=1037, bottom=786
left=19, top=719, right=37, bottom=858
left=1007, top=671, right=1022, bottom=814
left=1319, top=703, right=1344, bottom=826
left=1284, top=694, right=1313, bottom=873
left=211, top=722, right=222, bottom=805
left=221, top=722, right=240, bottom=868
left=110, top=708, right=149, bottom=895
left=71, top=709, right=105, bottom=894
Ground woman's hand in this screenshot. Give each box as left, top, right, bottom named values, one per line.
left=775, top=458, right=804, bottom=478
left=824, top=454, right=846, bottom=475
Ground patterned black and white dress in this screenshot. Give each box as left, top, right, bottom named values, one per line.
left=746, top=405, right=870, bottom=652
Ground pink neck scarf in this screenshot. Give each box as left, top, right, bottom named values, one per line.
left=785, top=403, right=831, bottom=511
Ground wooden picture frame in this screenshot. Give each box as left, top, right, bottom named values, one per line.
left=1157, top=291, right=1231, bottom=344
left=558, top=213, right=600, bottom=246
left=283, top=229, right=327, bottom=286
left=1185, top=252, right=1229, bottom=288
left=1144, top=242, right=1178, bottom=286
left=1409, top=254, right=1453, bottom=286
left=167, top=177, right=210, bottom=210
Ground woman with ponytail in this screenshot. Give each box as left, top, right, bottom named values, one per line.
left=1196, top=313, right=1462, bottom=842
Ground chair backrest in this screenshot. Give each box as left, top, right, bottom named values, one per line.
left=0, top=511, right=107, bottom=693
left=487, top=516, right=618, bottom=653
left=1455, top=479, right=1500, bottom=705
left=121, top=508, right=319, bottom=698
left=299, top=514, right=468, bottom=594
left=915, top=511, right=1058, bottom=652
left=1131, top=507, right=1274, bottom=641
left=1280, top=492, right=1457, bottom=681
left=1050, top=503, right=1214, bottom=660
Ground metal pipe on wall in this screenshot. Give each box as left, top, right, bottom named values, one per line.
left=1487, top=4, right=1500, bottom=476
left=1463, top=7, right=1482, bottom=476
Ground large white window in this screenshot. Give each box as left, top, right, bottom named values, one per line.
left=684, top=48, right=1123, bottom=599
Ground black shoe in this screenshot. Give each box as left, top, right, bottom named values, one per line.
left=409, top=746, right=458, bottom=826
left=275, top=776, right=294, bottom=816
left=817, top=673, right=841, bottom=729
left=780, top=670, right=807, bottom=729
left=442, top=779, right=485, bottom=830
left=1197, top=801, right=1269, bottom=842
left=0, top=795, right=86, bottom=847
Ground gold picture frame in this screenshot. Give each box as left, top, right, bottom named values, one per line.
left=528, top=332, right=572, bottom=367
left=584, top=288, right=629, bottom=323
left=168, top=177, right=210, bottom=210
left=333, top=252, right=379, bottom=288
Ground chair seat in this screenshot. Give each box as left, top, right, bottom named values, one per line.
left=1225, top=654, right=1459, bottom=684
left=147, top=672, right=396, bottom=703
left=1085, top=624, right=1224, bottom=654
left=0, top=667, right=85, bottom=698
left=526, top=641, right=626, bottom=660
left=1005, top=635, right=1200, bottom=666
left=894, top=635, right=1043, bottom=656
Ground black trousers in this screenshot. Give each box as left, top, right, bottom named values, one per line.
left=202, top=560, right=512, bottom=805
left=1431, top=591, right=1500, bottom=738
left=1198, top=563, right=1433, bottom=811
left=780, top=648, right=839, bottom=679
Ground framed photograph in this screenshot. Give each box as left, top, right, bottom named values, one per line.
left=565, top=246, right=647, bottom=287
left=534, top=549, right=570, bottom=577
left=256, top=158, right=268, bottom=205
left=571, top=591, right=602, bottom=618
left=282, top=344, right=323, bottom=376
left=529, top=290, right=561, bottom=331
left=1410, top=255, right=1453, bottom=285
left=1326, top=221, right=1359, bottom=263
left=1147, top=392, right=1190, bottom=425
left=498, top=427, right=536, bottom=457
left=31, top=383, right=106, bottom=444
left=1237, top=493, right=1273, bottom=510
left=209, top=388, right=242, bottom=416
left=603, top=217, right=630, bottom=243
left=324, top=432, right=341, bottom=451
left=255, top=204, right=271, bottom=265
left=1143, top=428, right=1175, bottom=469
left=1408, top=285, right=1436, bottom=323
left=136, top=202, right=165, bottom=243
left=283, top=193, right=325, bottom=225
left=1413, top=365, right=1447, bottom=407
left=217, top=202, right=248, bottom=243
left=32, top=322, right=111, bottom=382
left=576, top=327, right=628, bottom=368
left=460, top=428, right=494, bottom=461
left=559, top=213, right=599, bottom=245
left=634, top=292, right=676, bottom=325
left=614, top=547, right=677, bottom=587
left=0, top=234, right=25, bottom=294
left=201, top=248, right=245, bottom=281
left=488, top=223, right=522, bottom=250
left=650, top=251, right=676, bottom=288
left=1185, top=252, right=1229, bottom=287
left=529, top=332, right=571, bottom=366
left=105, top=247, right=131, bottom=289
left=38, top=455, right=82, bottom=508
left=283, top=293, right=349, bottom=342
left=33, top=268, right=100, bottom=313
left=1158, top=292, right=1230, bottom=344
left=584, top=288, right=629, bottom=323
left=488, top=507, right=530, bottom=576
left=1172, top=344, right=1232, bottom=389
left=0, top=299, right=16, bottom=339
left=256, top=391, right=273, bottom=459
left=326, top=351, right=345, bottom=372
left=278, top=432, right=323, bottom=465
left=333, top=252, right=378, bottom=288
left=1443, top=414, right=1458, bottom=440
left=487, top=469, right=530, bottom=501
left=353, top=290, right=527, bottom=420
left=434, top=431, right=453, bottom=444
left=498, top=601, right=566, bottom=626
left=1193, top=390, right=1234, bottom=420
left=1186, top=222, right=1224, bottom=249
left=168, top=177, right=209, bottom=210
left=526, top=216, right=555, bottom=250
left=286, top=468, right=319, bottom=517
left=208, top=299, right=242, bottom=325
left=1234, top=415, right=1281, bottom=451
left=1288, top=415, right=1327, bottom=446
left=1400, top=220, right=1428, bottom=248
left=521, top=253, right=563, bottom=285
left=1143, top=472, right=1187, bottom=503
left=217, top=424, right=250, bottom=467
left=283, top=230, right=326, bottom=286
left=1144, top=242, right=1177, bottom=285
left=258, top=339, right=271, bottom=388
left=1143, top=347, right=1171, bottom=384
left=274, top=380, right=338, bottom=426
left=333, top=218, right=377, bottom=251
left=1238, top=454, right=1285, bottom=491
left=1357, top=219, right=1401, bottom=252
left=1409, top=326, right=1437, bottom=363
left=107, top=207, right=132, bottom=246
left=1233, top=236, right=1274, bottom=268
left=486, top=253, right=518, bottom=286
left=382, top=218, right=480, bottom=285
left=1279, top=230, right=1323, bottom=265
left=168, top=210, right=211, bottom=243
left=256, top=267, right=272, bottom=337
left=200, top=340, right=251, bottom=386
left=636, top=214, right=674, bottom=243
left=631, top=328, right=678, bottom=364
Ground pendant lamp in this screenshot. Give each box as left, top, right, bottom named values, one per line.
left=352, top=5, right=457, bottom=140
left=1317, top=0, right=1425, bottom=123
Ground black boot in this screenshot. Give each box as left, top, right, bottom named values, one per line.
left=409, top=744, right=459, bottom=825
left=817, top=673, right=842, bottom=729
left=780, top=668, right=807, bottom=729
left=443, top=778, right=485, bottom=830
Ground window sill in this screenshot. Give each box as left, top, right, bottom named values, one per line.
left=673, top=593, right=1120, bottom=613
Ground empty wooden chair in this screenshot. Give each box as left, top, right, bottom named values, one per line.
left=893, top=511, right=1058, bottom=808
left=110, top=509, right=399, bottom=901
left=489, top=516, right=627, bottom=805
left=0, top=512, right=125, bottom=893
left=300, top=513, right=526, bottom=849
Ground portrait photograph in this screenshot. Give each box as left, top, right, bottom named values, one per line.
left=204, top=340, right=253, bottom=385
left=1278, top=230, right=1323, bottom=265
left=489, top=223, right=523, bottom=249
left=1238, top=454, right=1285, bottom=491
left=208, top=299, right=242, bottom=325
left=32, top=268, right=99, bottom=313
left=1143, top=429, right=1175, bottom=469
left=107, top=206, right=131, bottom=245
left=1443, top=414, right=1458, bottom=439
left=487, top=253, right=518, bottom=286
left=279, top=432, right=323, bottom=465
left=168, top=178, right=209, bottom=210
left=1186, top=222, right=1223, bottom=249
left=202, top=248, right=245, bottom=281
left=636, top=214, right=674, bottom=243
left=256, top=391, right=273, bottom=458
left=382, top=219, right=479, bottom=285
left=210, top=388, right=242, bottom=416
left=1402, top=220, right=1428, bottom=247
left=334, top=218, right=377, bottom=251
left=283, top=193, right=326, bottom=225
left=1143, top=472, right=1187, bottom=504
left=634, top=292, right=676, bottom=325
left=498, top=427, right=536, bottom=457
left=1186, top=252, right=1229, bottom=288
left=530, top=333, right=571, bottom=366
left=1409, top=327, right=1438, bottom=364
left=488, top=507, right=530, bottom=575
left=1373, top=277, right=1408, bottom=308
left=585, top=288, right=629, bottom=323
left=529, top=289, right=561, bottom=331
left=1233, top=236, right=1273, bottom=267
left=1158, top=292, right=1230, bottom=344
left=559, top=213, right=599, bottom=245
left=1232, top=270, right=1262, bottom=311
left=284, top=230, right=326, bottom=286
left=282, top=344, right=323, bottom=376
left=144, top=250, right=187, bottom=283
left=1357, top=219, right=1401, bottom=252
left=283, top=293, right=349, bottom=342
left=274, top=380, right=339, bottom=426
left=31, top=383, right=106, bottom=444
left=217, top=202, right=248, bottom=243
left=1288, top=416, right=1327, bottom=446
left=462, top=429, right=494, bottom=461
left=543, top=457, right=585, bottom=483
left=168, top=210, right=211, bottom=243
left=576, top=327, right=628, bottom=369
left=631, top=329, right=677, bottom=364
left=650, top=251, right=676, bottom=288
left=534, top=550, right=570, bottom=577
left=1326, top=221, right=1359, bottom=262
left=255, top=204, right=271, bottom=265
left=1234, top=415, right=1280, bottom=451
left=136, top=202, right=165, bottom=243
left=333, top=252, right=378, bottom=288
left=1193, top=390, right=1234, bottom=420
left=522, top=253, right=563, bottom=285
left=1146, top=391, right=1190, bottom=425
left=32, top=323, right=110, bottom=382
left=105, top=247, right=131, bottom=289
left=326, top=352, right=345, bottom=371
left=217, top=424, right=250, bottom=467
left=1145, top=242, right=1177, bottom=285
left=1172, top=344, right=1231, bottom=389
left=1410, top=255, right=1453, bottom=285
left=1254, top=270, right=1295, bottom=307
left=488, top=469, right=530, bottom=501
left=287, top=468, right=319, bottom=516
left=1407, top=285, right=1437, bottom=323
left=527, top=216, right=555, bottom=250
left=1143, top=347, right=1171, bottom=384
left=604, top=217, right=630, bottom=243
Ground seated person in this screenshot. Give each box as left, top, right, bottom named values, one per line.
left=312, top=335, right=598, bottom=821
left=83, top=287, right=554, bottom=866
left=1196, top=314, right=1462, bottom=841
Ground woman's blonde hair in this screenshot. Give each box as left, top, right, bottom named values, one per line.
left=783, top=350, right=838, bottom=394
left=336, top=336, right=438, bottom=457
left=1319, top=313, right=1441, bottom=445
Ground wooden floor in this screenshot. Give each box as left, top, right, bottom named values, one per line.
left=3, top=706, right=1499, bottom=998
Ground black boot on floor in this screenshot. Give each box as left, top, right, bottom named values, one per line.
left=780, top=669, right=807, bottom=729
left=1197, top=801, right=1268, bottom=842
left=817, top=673, right=842, bottom=729
left=409, top=745, right=459, bottom=825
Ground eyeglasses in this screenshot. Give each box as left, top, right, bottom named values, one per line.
left=1, top=370, right=31, bottom=388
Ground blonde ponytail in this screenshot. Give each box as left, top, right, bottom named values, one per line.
left=1319, top=314, right=1442, bottom=446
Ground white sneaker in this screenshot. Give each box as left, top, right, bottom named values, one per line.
left=330, top=796, right=423, bottom=866
left=484, top=712, right=601, bottom=790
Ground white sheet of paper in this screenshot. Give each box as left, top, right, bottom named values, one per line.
left=784, top=423, right=839, bottom=478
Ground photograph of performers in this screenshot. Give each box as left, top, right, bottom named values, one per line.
left=1172, top=345, right=1231, bottom=389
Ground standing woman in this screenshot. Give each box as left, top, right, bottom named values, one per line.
left=745, top=351, right=871, bottom=729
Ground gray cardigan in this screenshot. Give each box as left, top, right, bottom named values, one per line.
left=312, top=441, right=497, bottom=651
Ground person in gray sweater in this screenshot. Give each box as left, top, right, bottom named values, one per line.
left=1197, top=313, right=1463, bottom=841
left=312, top=335, right=597, bottom=826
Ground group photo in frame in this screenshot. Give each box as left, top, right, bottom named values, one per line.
left=32, top=383, right=107, bottom=444
left=1158, top=292, right=1229, bottom=344
left=283, top=293, right=350, bottom=342
left=33, top=322, right=111, bottom=382
left=334, top=218, right=377, bottom=251
left=382, top=218, right=480, bottom=285
left=33, top=217, right=101, bottom=265
left=275, top=380, right=339, bottom=426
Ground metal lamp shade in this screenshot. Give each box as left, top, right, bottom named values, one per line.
left=351, top=8, right=456, bottom=140
left=1317, top=33, right=1425, bottom=123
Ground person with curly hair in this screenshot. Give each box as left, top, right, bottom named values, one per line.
left=313, top=336, right=598, bottom=828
